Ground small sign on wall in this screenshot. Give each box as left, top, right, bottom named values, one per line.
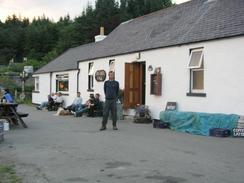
left=95, top=70, right=106, bottom=82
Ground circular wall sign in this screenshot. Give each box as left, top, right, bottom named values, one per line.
left=95, top=70, right=106, bottom=82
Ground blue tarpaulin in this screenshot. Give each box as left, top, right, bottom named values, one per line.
left=159, top=111, right=239, bottom=136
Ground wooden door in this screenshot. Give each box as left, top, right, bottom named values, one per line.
left=124, top=63, right=144, bottom=108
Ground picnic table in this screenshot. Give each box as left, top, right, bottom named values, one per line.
left=0, top=103, right=28, bottom=128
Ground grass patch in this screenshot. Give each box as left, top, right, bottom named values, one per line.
left=0, top=165, right=22, bottom=183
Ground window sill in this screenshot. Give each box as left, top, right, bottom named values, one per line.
left=186, top=92, right=206, bottom=97
left=87, top=89, right=94, bottom=92
left=32, top=91, right=40, bottom=93
left=57, top=91, right=69, bottom=96
left=61, top=93, right=69, bottom=96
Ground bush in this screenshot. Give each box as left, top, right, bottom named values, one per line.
left=0, top=76, right=18, bottom=92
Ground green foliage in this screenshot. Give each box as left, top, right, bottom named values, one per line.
left=55, top=16, right=75, bottom=53
left=0, top=0, right=173, bottom=67
left=25, top=59, right=47, bottom=71
left=25, top=17, right=59, bottom=60
left=7, top=63, right=24, bottom=72
left=42, top=50, right=58, bottom=65
left=0, top=76, right=18, bottom=92
left=0, top=66, right=9, bottom=73
left=0, top=59, right=47, bottom=73
left=125, top=0, right=172, bottom=17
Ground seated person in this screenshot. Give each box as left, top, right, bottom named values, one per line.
left=74, top=94, right=95, bottom=117
left=47, top=92, right=64, bottom=111
left=65, top=92, right=82, bottom=113
left=1, top=89, right=14, bottom=103
left=36, top=93, right=56, bottom=110
left=54, top=92, right=64, bottom=105
left=88, top=93, right=103, bottom=117
left=1, top=89, right=15, bottom=115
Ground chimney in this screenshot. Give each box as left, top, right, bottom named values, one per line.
left=100, top=27, right=104, bottom=35
left=95, top=27, right=107, bottom=42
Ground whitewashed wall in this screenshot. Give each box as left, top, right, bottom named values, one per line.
left=143, top=37, right=244, bottom=118
left=78, top=53, right=137, bottom=103
left=78, top=36, right=244, bottom=118
left=32, top=73, right=50, bottom=104
left=34, top=37, right=244, bottom=117
left=51, top=70, right=79, bottom=106
left=32, top=70, right=78, bottom=106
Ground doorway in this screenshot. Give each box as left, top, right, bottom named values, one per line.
left=124, top=62, right=146, bottom=108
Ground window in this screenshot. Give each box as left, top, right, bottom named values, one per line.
left=56, top=74, right=69, bottom=92
left=109, top=59, right=115, bottom=72
left=188, top=49, right=203, bottom=69
left=187, top=48, right=205, bottom=96
left=88, top=62, right=94, bottom=91
left=34, top=77, right=39, bottom=91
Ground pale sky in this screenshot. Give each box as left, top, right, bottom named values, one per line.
left=0, top=0, right=190, bottom=22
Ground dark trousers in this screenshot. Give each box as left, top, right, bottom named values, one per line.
left=67, top=104, right=75, bottom=112
left=87, top=106, right=94, bottom=117
left=102, top=99, right=117, bottom=127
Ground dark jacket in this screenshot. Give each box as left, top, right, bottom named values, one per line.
left=104, top=80, right=119, bottom=100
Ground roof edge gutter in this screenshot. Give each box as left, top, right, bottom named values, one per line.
left=34, top=69, right=79, bottom=75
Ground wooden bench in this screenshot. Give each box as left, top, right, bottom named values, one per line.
left=0, top=103, right=28, bottom=128
left=17, top=112, right=29, bottom=118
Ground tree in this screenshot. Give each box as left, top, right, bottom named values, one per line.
left=25, top=17, right=58, bottom=60
left=0, top=0, right=173, bottom=68
left=73, top=5, right=97, bottom=45
left=55, top=15, right=75, bottom=53
left=125, top=0, right=172, bottom=18
left=0, top=15, right=27, bottom=64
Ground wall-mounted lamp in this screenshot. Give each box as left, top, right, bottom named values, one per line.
left=148, top=65, right=153, bottom=72
left=135, top=52, right=141, bottom=60
left=155, top=67, right=161, bottom=74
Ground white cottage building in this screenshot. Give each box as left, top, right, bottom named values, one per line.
left=33, top=0, right=244, bottom=119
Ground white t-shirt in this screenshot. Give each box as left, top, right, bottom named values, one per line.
left=51, top=95, right=57, bottom=100
left=55, top=96, right=63, bottom=103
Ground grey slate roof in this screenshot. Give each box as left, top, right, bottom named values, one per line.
left=34, top=42, right=98, bottom=74
left=35, top=0, right=244, bottom=74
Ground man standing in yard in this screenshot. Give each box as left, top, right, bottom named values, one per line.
left=100, top=71, right=119, bottom=131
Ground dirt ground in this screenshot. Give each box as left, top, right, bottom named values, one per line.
left=0, top=105, right=244, bottom=183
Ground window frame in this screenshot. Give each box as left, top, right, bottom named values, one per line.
left=187, top=48, right=206, bottom=97
left=56, top=74, right=69, bottom=93
left=88, top=62, right=94, bottom=91
left=109, top=59, right=115, bottom=72
left=190, top=67, right=204, bottom=93
left=188, top=49, right=203, bottom=69
left=34, top=77, right=39, bottom=92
